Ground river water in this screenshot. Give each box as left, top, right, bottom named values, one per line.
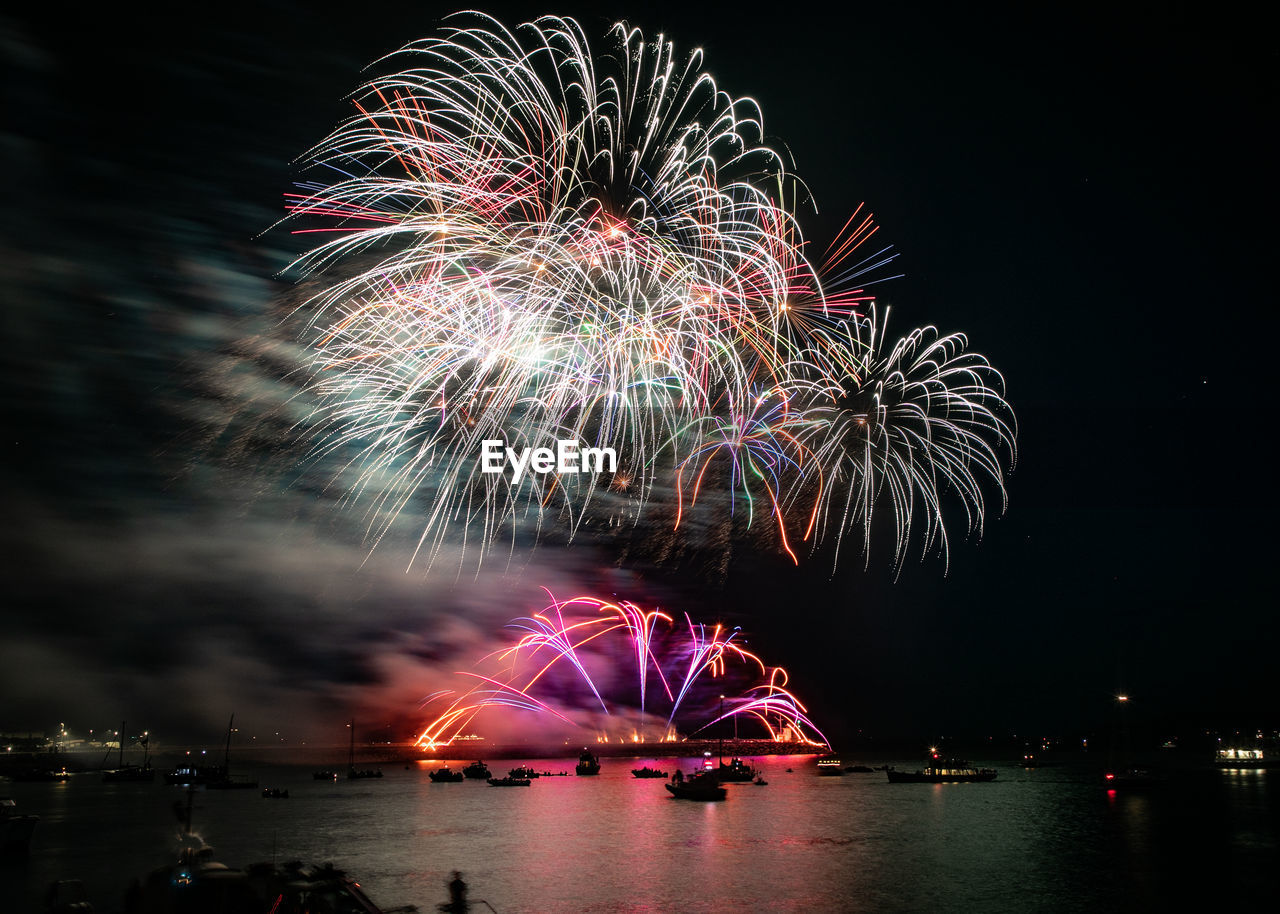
left=3, top=754, right=1277, bottom=912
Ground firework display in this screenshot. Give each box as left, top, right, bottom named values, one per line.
left=287, top=13, right=1015, bottom=570
left=416, top=592, right=828, bottom=748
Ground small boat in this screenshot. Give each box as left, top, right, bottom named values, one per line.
left=575, top=751, right=601, bottom=776
left=135, top=788, right=399, bottom=912
left=717, top=757, right=757, bottom=782
left=508, top=766, right=540, bottom=779
left=7, top=768, right=71, bottom=782
left=462, top=761, right=491, bottom=779
left=1, top=798, right=39, bottom=854
left=753, top=775, right=768, bottom=786
left=631, top=766, right=668, bottom=779
left=103, top=763, right=155, bottom=783
left=1104, top=767, right=1162, bottom=791
left=313, top=769, right=340, bottom=780
left=261, top=787, right=290, bottom=798
left=172, top=714, right=258, bottom=789
left=665, top=771, right=726, bottom=801
left=345, top=719, right=383, bottom=780
left=540, top=770, right=570, bottom=777
left=164, top=764, right=228, bottom=786
left=102, top=721, right=156, bottom=783
left=429, top=766, right=464, bottom=783
left=886, top=754, right=997, bottom=783
left=487, top=777, right=531, bottom=787
left=816, top=759, right=845, bottom=776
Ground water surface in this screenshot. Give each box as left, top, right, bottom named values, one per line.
left=3, top=755, right=1276, bottom=912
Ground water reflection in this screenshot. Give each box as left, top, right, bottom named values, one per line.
left=4, top=758, right=1278, bottom=912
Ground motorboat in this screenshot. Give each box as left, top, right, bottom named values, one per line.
left=717, top=758, right=757, bottom=782
left=169, top=715, right=257, bottom=789
left=631, top=766, right=668, bottom=778
left=429, top=766, right=464, bottom=783
left=886, top=754, right=997, bottom=783
left=1104, top=767, right=1162, bottom=791
left=665, top=771, right=726, bottom=801
left=7, top=768, right=70, bottom=782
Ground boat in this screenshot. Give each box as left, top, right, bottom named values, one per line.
left=462, top=761, right=491, bottom=779
left=346, top=719, right=383, bottom=780
left=170, top=715, right=257, bottom=789
left=575, top=750, right=600, bottom=776
left=816, top=759, right=844, bottom=776
left=129, top=787, right=396, bottom=912
left=487, top=777, right=531, bottom=787
left=134, top=857, right=392, bottom=913
left=313, top=769, right=340, bottom=780
left=1215, top=746, right=1279, bottom=769
left=508, top=766, right=540, bottom=779
left=7, top=767, right=71, bottom=782
left=631, top=766, right=668, bottom=779
left=753, top=775, right=768, bottom=785
left=429, top=766, right=464, bottom=783
left=717, top=757, right=757, bottom=782
left=665, top=771, right=726, bottom=801
left=1, top=797, right=38, bottom=853
left=1104, top=767, right=1162, bottom=791
left=103, top=763, right=154, bottom=783
left=260, top=787, right=289, bottom=798
left=164, top=763, right=229, bottom=786
left=102, top=721, right=155, bottom=783
left=885, top=754, right=997, bottom=783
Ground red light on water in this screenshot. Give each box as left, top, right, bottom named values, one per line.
left=1104, top=772, right=1115, bottom=780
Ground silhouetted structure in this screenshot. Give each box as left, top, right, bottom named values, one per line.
left=439, top=870, right=468, bottom=913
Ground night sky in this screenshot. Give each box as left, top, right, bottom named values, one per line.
left=2, top=2, right=1274, bottom=747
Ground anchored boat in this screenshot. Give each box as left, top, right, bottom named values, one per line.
left=886, top=752, right=997, bottom=783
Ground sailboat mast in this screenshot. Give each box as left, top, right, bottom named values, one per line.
left=119, top=720, right=126, bottom=768
left=718, top=695, right=724, bottom=766
left=348, top=719, right=355, bottom=771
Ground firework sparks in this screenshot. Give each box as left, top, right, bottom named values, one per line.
left=415, top=592, right=829, bottom=749
left=286, top=13, right=1015, bottom=572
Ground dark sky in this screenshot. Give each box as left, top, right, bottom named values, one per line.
left=2, top=2, right=1274, bottom=747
